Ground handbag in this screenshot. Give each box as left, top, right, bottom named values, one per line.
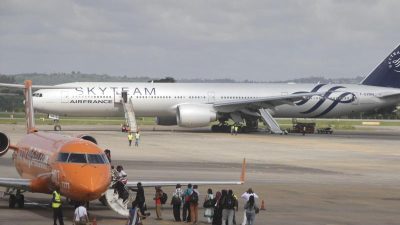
left=203, top=199, right=213, bottom=208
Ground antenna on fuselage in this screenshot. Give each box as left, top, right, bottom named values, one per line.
left=24, top=80, right=37, bottom=133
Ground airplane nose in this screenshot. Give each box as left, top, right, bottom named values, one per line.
left=60, top=164, right=111, bottom=201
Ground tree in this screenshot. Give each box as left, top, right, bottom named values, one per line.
left=150, top=76, right=176, bottom=83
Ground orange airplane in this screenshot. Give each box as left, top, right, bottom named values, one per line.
left=0, top=80, right=111, bottom=208
left=0, top=80, right=244, bottom=216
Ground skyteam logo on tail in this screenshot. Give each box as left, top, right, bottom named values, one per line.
left=388, top=50, right=400, bottom=73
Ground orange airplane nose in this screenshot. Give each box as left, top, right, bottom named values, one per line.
left=59, top=164, right=111, bottom=201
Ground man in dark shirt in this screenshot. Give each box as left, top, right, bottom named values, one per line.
left=131, top=182, right=146, bottom=215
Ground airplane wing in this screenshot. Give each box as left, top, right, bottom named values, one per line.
left=125, top=158, right=246, bottom=188
left=0, top=83, right=76, bottom=89
left=0, top=178, right=31, bottom=191
left=125, top=180, right=243, bottom=188
left=213, top=92, right=323, bottom=112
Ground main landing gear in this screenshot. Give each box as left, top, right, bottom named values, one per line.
left=48, top=114, right=62, bottom=131
left=7, top=188, right=24, bottom=208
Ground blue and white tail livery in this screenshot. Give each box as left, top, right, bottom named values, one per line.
left=362, top=44, right=400, bottom=88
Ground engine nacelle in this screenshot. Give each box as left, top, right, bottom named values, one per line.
left=156, top=116, right=178, bottom=126
left=0, top=132, right=10, bottom=157
left=177, top=104, right=217, bottom=128
left=76, top=134, right=98, bottom=145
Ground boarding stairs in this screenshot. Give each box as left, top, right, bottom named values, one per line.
left=121, top=95, right=138, bottom=132
left=259, top=108, right=283, bottom=134
left=104, top=188, right=134, bottom=216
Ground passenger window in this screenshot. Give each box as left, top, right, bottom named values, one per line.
left=68, top=153, right=87, bottom=163
left=87, top=154, right=105, bottom=164
left=58, top=153, right=69, bottom=162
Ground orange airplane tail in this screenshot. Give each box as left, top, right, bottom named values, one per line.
left=24, top=80, right=36, bottom=133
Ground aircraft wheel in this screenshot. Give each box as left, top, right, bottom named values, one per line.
left=54, top=125, right=62, bottom=131
left=16, top=194, right=24, bottom=208
left=9, top=194, right=16, bottom=208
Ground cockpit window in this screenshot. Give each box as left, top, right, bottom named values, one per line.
left=58, top=153, right=69, bottom=162
left=68, top=153, right=87, bottom=163
left=57, top=153, right=109, bottom=164
left=33, top=93, right=43, bottom=97
left=87, top=154, right=105, bottom=164
left=101, top=154, right=110, bottom=164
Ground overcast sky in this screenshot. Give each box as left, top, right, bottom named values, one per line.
left=0, top=0, right=399, bottom=81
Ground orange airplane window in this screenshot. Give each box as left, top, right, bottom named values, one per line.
left=68, top=153, right=87, bottom=163
left=58, top=153, right=69, bottom=162
left=101, top=154, right=110, bottom=164
left=87, top=154, right=106, bottom=164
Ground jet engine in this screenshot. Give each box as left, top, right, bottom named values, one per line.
left=0, top=132, right=10, bottom=157
left=76, top=134, right=98, bottom=145
left=156, top=116, right=178, bottom=126
left=177, top=104, right=217, bottom=128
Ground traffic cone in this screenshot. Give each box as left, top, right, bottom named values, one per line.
left=92, top=216, right=97, bottom=225
left=260, top=200, right=266, bottom=210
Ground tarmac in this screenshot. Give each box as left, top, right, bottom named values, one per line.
left=0, top=124, right=399, bottom=225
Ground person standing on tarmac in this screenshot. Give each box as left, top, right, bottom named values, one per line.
left=73, top=202, right=89, bottom=225
left=171, top=184, right=183, bottom=222
left=135, top=131, right=140, bottom=147
left=128, top=132, right=134, bottom=146
left=190, top=185, right=200, bottom=224
left=104, top=149, right=111, bottom=163
left=241, top=188, right=259, bottom=225
left=131, top=182, right=146, bottom=215
left=154, top=186, right=163, bottom=220
left=183, top=183, right=193, bottom=222
left=203, top=188, right=214, bottom=224
left=52, top=186, right=64, bottom=225
left=221, top=189, right=236, bottom=225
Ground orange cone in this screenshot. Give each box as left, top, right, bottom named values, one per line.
left=260, top=200, right=266, bottom=210
left=92, top=216, right=97, bottom=225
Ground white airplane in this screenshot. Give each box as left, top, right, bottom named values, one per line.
left=10, top=44, right=400, bottom=132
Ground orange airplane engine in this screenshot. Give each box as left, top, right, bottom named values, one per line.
left=5, top=130, right=111, bottom=202
left=0, top=132, right=10, bottom=157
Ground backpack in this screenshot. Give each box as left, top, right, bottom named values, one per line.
left=160, top=192, right=168, bottom=204
left=190, top=191, right=199, bottom=204
left=171, top=195, right=181, bottom=205
left=224, top=196, right=235, bottom=209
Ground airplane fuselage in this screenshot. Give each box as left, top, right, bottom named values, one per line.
left=12, top=131, right=111, bottom=201
left=33, top=83, right=400, bottom=120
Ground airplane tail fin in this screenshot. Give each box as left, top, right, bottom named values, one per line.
left=361, top=44, right=400, bottom=88
left=24, top=80, right=36, bottom=133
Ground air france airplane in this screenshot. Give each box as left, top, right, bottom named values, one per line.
left=28, top=44, right=400, bottom=132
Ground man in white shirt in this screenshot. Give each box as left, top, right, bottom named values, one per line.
left=241, top=188, right=259, bottom=225
left=73, top=202, right=89, bottom=225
